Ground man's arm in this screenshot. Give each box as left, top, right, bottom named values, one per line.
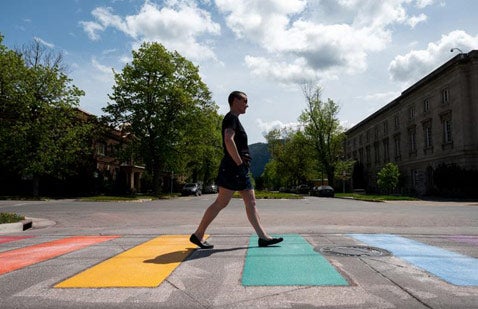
left=224, top=128, right=243, bottom=166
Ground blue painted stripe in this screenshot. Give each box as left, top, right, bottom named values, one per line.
left=350, top=234, right=478, bottom=286
left=242, top=234, right=348, bottom=286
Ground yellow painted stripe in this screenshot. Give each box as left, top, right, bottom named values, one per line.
left=55, top=235, right=199, bottom=288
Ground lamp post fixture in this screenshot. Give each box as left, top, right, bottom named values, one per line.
left=450, top=47, right=463, bottom=54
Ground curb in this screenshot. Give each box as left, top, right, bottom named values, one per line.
left=0, top=219, right=33, bottom=233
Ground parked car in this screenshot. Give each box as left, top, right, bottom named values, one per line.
left=297, top=184, right=310, bottom=194
left=203, top=184, right=218, bottom=194
left=310, top=185, right=335, bottom=197
left=181, top=183, right=202, bottom=196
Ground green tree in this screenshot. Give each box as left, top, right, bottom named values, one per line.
left=299, top=84, right=344, bottom=187
left=335, top=159, right=355, bottom=193
left=264, top=128, right=317, bottom=189
left=377, top=162, right=400, bottom=194
left=0, top=36, right=92, bottom=196
left=104, top=42, right=220, bottom=194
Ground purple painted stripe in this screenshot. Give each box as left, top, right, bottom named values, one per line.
left=448, top=235, right=478, bottom=246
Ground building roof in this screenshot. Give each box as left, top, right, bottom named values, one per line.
left=346, top=50, right=478, bottom=135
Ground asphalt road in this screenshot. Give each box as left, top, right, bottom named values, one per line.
left=1, top=195, right=477, bottom=308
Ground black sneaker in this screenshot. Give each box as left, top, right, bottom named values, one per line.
left=189, top=234, right=214, bottom=249
left=258, top=237, right=283, bottom=247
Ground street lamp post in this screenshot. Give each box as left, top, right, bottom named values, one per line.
left=450, top=48, right=463, bottom=54
left=170, top=171, right=174, bottom=195
left=342, top=170, right=346, bottom=193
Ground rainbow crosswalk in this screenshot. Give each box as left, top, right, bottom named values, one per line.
left=1, top=234, right=477, bottom=288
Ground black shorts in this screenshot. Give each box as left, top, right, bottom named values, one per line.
left=216, top=159, right=253, bottom=191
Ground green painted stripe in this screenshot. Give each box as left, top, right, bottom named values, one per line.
left=242, top=234, right=348, bottom=286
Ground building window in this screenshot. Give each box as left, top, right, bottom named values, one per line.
left=96, top=143, right=106, bottom=156
left=425, top=126, right=432, bottom=148
left=383, top=121, right=388, bottom=135
left=422, top=119, right=433, bottom=152
left=444, top=119, right=452, bottom=143
left=408, top=127, right=417, bottom=155
left=440, top=111, right=453, bottom=148
left=359, top=134, right=363, bottom=145
left=394, top=114, right=400, bottom=130
left=394, top=134, right=401, bottom=161
left=365, top=146, right=371, bottom=165
left=408, top=105, right=415, bottom=120
left=383, top=138, right=390, bottom=163
left=374, top=142, right=380, bottom=164
left=442, top=88, right=450, bottom=104
left=374, top=126, right=379, bottom=141
left=366, top=129, right=370, bottom=143
left=411, top=169, right=418, bottom=187
left=423, top=98, right=430, bottom=112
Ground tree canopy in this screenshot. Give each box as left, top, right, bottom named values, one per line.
left=0, top=36, right=92, bottom=196
left=103, top=42, right=221, bottom=194
left=263, top=128, right=317, bottom=189
left=299, top=84, right=345, bottom=187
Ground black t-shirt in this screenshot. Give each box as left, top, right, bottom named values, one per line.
left=222, top=112, right=250, bottom=163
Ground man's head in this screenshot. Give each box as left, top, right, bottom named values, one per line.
left=228, top=91, right=248, bottom=115
left=228, top=91, right=247, bottom=107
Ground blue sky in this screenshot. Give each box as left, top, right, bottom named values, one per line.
left=1, top=0, right=477, bottom=143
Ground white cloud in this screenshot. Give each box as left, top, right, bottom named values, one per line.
left=256, top=118, right=301, bottom=137
left=217, top=0, right=434, bottom=85
left=102, top=48, right=117, bottom=55
left=80, top=20, right=105, bottom=41
left=389, top=30, right=478, bottom=83
left=415, top=0, right=435, bottom=9
left=80, top=1, right=220, bottom=61
left=361, top=91, right=400, bottom=102
left=245, top=56, right=317, bottom=84
left=34, top=37, right=55, bottom=48
left=92, top=57, right=112, bottom=75
left=407, top=13, right=427, bottom=28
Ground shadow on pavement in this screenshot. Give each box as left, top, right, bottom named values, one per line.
left=143, top=246, right=251, bottom=264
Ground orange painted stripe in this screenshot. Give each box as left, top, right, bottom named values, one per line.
left=0, top=236, right=119, bottom=275
left=0, top=236, right=34, bottom=244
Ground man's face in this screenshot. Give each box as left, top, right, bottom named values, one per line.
left=235, top=95, right=248, bottom=114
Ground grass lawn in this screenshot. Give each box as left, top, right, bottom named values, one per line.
left=233, top=191, right=303, bottom=199
left=79, top=195, right=162, bottom=202
left=335, top=193, right=417, bottom=202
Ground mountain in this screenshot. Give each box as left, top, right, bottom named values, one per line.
left=249, top=143, right=270, bottom=178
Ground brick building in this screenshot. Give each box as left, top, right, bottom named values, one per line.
left=78, top=109, right=145, bottom=194
left=345, top=50, right=478, bottom=195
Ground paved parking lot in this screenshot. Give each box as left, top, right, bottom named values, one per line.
left=1, top=196, right=477, bottom=308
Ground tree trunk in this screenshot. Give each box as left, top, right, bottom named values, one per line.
left=32, top=174, right=40, bottom=198
left=326, top=165, right=335, bottom=188
left=152, top=160, right=162, bottom=196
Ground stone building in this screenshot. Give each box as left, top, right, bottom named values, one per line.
left=345, top=50, right=478, bottom=195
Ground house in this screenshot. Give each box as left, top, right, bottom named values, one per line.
left=77, top=109, right=145, bottom=194
left=345, top=50, right=478, bottom=196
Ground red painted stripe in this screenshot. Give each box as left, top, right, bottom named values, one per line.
left=0, top=236, right=119, bottom=275
left=0, top=236, right=34, bottom=244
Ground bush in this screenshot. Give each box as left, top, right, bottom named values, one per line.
left=0, top=212, right=25, bottom=224
left=377, top=163, right=400, bottom=194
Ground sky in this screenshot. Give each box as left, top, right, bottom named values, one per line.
left=1, top=0, right=477, bottom=144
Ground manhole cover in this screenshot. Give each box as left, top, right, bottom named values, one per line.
left=318, top=245, right=391, bottom=257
